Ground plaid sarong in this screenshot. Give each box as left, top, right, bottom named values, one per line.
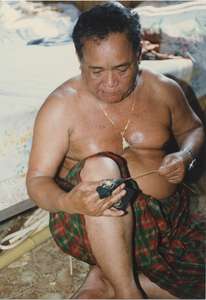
left=49, top=152, right=206, bottom=299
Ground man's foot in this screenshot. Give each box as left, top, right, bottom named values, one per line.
left=71, top=266, right=115, bottom=299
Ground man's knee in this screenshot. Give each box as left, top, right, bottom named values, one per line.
left=81, top=156, right=121, bottom=181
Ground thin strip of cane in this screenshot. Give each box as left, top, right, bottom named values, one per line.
left=124, top=170, right=196, bottom=194
left=182, top=182, right=197, bottom=194
left=124, top=170, right=159, bottom=181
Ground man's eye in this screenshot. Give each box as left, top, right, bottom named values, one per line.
left=118, top=69, right=127, bottom=73
left=92, top=71, right=102, bottom=75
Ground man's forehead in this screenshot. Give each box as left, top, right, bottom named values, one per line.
left=86, top=62, right=132, bottom=70
left=81, top=33, right=136, bottom=63
left=82, top=53, right=137, bottom=71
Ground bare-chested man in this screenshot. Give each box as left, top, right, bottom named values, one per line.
left=26, top=3, right=205, bottom=299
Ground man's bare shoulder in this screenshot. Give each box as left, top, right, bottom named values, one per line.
left=140, top=67, right=201, bottom=130
left=141, top=67, right=178, bottom=90
left=38, top=75, right=84, bottom=114
left=140, top=67, right=186, bottom=106
left=47, top=74, right=83, bottom=105
left=35, top=75, right=84, bottom=131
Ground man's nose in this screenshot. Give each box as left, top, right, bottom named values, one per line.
left=103, top=71, right=118, bottom=88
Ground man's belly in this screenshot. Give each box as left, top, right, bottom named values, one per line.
left=59, top=148, right=177, bottom=200
left=122, top=148, right=177, bottom=200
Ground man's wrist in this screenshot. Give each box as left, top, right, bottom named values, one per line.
left=181, top=148, right=196, bottom=171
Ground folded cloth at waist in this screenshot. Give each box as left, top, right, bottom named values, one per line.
left=50, top=151, right=206, bottom=299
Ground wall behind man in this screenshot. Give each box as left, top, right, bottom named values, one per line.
left=42, top=1, right=143, bottom=11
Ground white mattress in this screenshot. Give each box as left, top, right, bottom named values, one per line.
left=0, top=42, right=80, bottom=184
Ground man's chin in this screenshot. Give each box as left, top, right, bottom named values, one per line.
left=97, top=91, right=125, bottom=104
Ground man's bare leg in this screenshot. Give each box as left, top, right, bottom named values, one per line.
left=72, top=268, right=178, bottom=299
left=72, top=156, right=143, bottom=299
left=138, top=273, right=178, bottom=299
left=72, top=265, right=115, bottom=299
left=83, top=205, right=142, bottom=299
left=72, top=156, right=178, bottom=299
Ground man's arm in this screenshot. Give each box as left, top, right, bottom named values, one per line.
left=26, top=92, right=125, bottom=216
left=158, top=77, right=204, bottom=183
left=26, top=93, right=69, bottom=212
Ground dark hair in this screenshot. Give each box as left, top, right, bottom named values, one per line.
left=72, top=2, right=141, bottom=61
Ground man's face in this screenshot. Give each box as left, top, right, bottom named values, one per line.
left=78, top=32, right=139, bottom=104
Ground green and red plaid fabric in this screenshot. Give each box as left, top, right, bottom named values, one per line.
left=49, top=152, right=206, bottom=299
left=133, top=190, right=205, bottom=299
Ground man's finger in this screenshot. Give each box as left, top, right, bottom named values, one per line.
left=109, top=189, right=126, bottom=205
left=102, top=209, right=125, bottom=217
left=111, top=183, right=126, bottom=196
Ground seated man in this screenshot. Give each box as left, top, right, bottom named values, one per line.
left=26, top=2, right=205, bottom=299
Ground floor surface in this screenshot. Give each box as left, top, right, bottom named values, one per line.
left=0, top=209, right=92, bottom=299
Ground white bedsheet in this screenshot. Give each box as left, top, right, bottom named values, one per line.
left=0, top=42, right=79, bottom=184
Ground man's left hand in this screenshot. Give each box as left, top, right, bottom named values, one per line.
left=158, top=152, right=187, bottom=184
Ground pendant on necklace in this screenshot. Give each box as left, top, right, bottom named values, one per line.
left=122, top=136, right=130, bottom=149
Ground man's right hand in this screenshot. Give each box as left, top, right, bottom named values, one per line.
left=61, top=181, right=126, bottom=217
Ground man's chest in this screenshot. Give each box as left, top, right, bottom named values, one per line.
left=68, top=103, right=171, bottom=160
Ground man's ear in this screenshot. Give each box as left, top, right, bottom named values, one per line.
left=75, top=52, right=82, bottom=70
left=138, top=44, right=142, bottom=64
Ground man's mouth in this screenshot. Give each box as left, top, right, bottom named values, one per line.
left=102, top=91, right=120, bottom=96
